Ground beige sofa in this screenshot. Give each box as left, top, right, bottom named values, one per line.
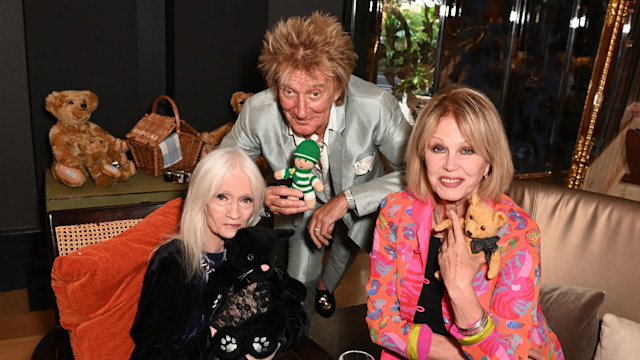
left=506, top=181, right=640, bottom=360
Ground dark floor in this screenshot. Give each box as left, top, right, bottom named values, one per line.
left=0, top=229, right=56, bottom=311
left=308, top=304, right=383, bottom=359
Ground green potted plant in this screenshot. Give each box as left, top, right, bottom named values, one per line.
left=377, top=0, right=440, bottom=119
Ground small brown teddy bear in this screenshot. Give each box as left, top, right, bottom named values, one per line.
left=230, top=90, right=254, bottom=115
left=434, top=194, right=507, bottom=279
left=79, top=134, right=136, bottom=187
left=200, top=121, right=236, bottom=157
left=200, top=91, right=254, bottom=157
left=45, top=90, right=132, bottom=187
left=199, top=91, right=272, bottom=182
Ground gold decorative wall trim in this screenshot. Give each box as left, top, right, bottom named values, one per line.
left=568, top=0, right=631, bottom=188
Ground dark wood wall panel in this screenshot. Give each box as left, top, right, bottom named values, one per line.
left=24, top=0, right=143, bottom=191
left=0, top=0, right=39, bottom=231
left=172, top=1, right=269, bottom=132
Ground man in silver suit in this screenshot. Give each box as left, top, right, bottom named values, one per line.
left=220, top=12, right=411, bottom=320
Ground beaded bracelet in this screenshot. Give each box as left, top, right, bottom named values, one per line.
left=458, top=311, right=488, bottom=337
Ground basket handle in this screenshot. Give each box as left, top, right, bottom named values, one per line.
left=151, top=95, right=181, bottom=133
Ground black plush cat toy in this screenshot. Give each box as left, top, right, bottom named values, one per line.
left=205, top=226, right=308, bottom=360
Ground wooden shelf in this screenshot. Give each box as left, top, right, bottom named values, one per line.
left=44, top=169, right=188, bottom=212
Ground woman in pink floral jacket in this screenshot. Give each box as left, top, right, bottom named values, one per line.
left=366, top=86, right=563, bottom=359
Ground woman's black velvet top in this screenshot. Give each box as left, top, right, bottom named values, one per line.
left=130, top=239, right=217, bottom=359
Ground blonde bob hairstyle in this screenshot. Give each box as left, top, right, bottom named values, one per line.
left=258, top=11, right=357, bottom=106
left=406, top=85, right=514, bottom=203
left=177, top=147, right=266, bottom=279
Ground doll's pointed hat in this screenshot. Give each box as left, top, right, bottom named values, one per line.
left=294, top=134, right=321, bottom=164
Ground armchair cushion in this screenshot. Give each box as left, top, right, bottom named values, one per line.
left=594, top=313, right=640, bottom=360
left=538, top=284, right=605, bottom=360
left=51, top=198, right=182, bottom=360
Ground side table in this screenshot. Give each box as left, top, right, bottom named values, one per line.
left=44, top=169, right=189, bottom=212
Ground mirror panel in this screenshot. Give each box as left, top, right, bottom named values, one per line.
left=569, top=0, right=637, bottom=188
left=434, top=0, right=609, bottom=177
left=362, top=0, right=636, bottom=182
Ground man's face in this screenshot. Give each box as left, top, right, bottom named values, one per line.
left=279, top=69, right=340, bottom=138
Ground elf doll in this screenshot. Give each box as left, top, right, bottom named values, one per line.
left=274, top=135, right=325, bottom=210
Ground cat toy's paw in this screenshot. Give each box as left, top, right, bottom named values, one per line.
left=247, top=327, right=277, bottom=358
left=211, top=293, right=223, bottom=311
left=213, top=327, right=243, bottom=359
left=251, top=336, right=272, bottom=354
left=219, top=335, right=238, bottom=353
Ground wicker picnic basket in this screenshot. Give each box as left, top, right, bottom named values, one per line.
left=126, top=95, right=202, bottom=176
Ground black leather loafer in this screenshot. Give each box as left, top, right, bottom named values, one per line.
left=315, top=289, right=336, bottom=318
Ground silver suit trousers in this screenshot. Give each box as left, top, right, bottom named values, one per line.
left=280, top=208, right=360, bottom=318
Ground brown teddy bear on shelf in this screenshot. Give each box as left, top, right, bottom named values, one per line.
left=230, top=90, right=254, bottom=116
left=45, top=90, right=133, bottom=187
left=200, top=121, right=236, bottom=157
left=200, top=91, right=254, bottom=157
left=79, top=134, right=136, bottom=187
left=434, top=194, right=507, bottom=279
left=199, top=91, right=272, bottom=181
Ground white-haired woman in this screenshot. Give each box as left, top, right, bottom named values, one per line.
left=131, top=148, right=290, bottom=359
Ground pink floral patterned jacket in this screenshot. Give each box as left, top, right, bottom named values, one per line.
left=366, top=190, right=564, bottom=359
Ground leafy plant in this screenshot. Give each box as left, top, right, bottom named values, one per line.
left=378, top=0, right=441, bottom=100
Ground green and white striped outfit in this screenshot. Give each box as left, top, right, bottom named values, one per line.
left=283, top=167, right=319, bottom=200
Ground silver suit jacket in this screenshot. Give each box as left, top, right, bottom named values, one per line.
left=220, top=76, right=412, bottom=248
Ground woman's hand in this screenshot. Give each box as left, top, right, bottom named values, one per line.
left=438, top=210, right=486, bottom=328
left=307, top=192, right=349, bottom=248
left=265, top=185, right=307, bottom=215
left=245, top=343, right=281, bottom=360
left=438, top=210, right=485, bottom=293
left=528, top=349, right=544, bottom=360
left=428, top=333, right=466, bottom=359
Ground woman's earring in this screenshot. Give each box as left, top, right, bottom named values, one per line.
left=483, top=172, right=489, bottom=179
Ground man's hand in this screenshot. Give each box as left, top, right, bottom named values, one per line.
left=265, top=185, right=307, bottom=215
left=307, top=193, right=349, bottom=249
